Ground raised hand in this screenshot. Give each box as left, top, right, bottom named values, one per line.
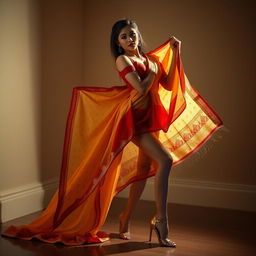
left=170, top=36, right=181, bottom=52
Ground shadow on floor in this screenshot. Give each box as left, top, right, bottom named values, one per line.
left=1, top=234, right=164, bottom=256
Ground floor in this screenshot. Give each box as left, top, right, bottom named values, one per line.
left=0, top=198, right=255, bottom=256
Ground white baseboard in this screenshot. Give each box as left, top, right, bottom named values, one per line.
left=117, top=178, right=256, bottom=212
left=0, top=178, right=59, bottom=223
left=1, top=178, right=255, bottom=223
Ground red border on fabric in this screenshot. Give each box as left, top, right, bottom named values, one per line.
left=53, top=88, right=79, bottom=229
left=188, top=85, right=223, bottom=125
left=2, top=38, right=224, bottom=245
left=53, top=38, right=223, bottom=230
left=115, top=122, right=223, bottom=196
left=149, top=38, right=223, bottom=126
left=53, top=103, right=134, bottom=229
left=74, top=85, right=128, bottom=91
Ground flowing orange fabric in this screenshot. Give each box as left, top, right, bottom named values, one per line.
left=1, top=39, right=223, bottom=245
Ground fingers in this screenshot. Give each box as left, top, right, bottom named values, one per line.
left=170, top=35, right=181, bottom=52
left=170, top=35, right=180, bottom=42
left=170, top=36, right=181, bottom=47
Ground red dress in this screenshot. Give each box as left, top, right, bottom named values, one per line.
left=118, top=53, right=170, bottom=136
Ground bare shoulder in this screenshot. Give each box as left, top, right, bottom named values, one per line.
left=115, top=55, right=133, bottom=72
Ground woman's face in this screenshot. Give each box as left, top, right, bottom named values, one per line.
left=117, top=25, right=139, bottom=53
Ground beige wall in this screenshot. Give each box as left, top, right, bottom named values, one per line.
left=0, top=0, right=42, bottom=191
left=0, top=0, right=255, bottom=221
left=42, top=0, right=255, bottom=185
left=83, top=0, right=256, bottom=185
left=41, top=0, right=85, bottom=182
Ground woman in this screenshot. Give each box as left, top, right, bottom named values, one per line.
left=1, top=19, right=223, bottom=246
left=112, top=19, right=179, bottom=247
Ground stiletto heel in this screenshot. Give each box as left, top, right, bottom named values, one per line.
left=148, top=216, right=176, bottom=247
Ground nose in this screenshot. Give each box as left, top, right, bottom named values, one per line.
left=128, top=38, right=134, bottom=44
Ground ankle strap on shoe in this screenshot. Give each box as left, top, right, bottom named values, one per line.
left=155, top=217, right=168, bottom=223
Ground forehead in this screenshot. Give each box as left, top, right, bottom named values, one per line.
left=119, top=26, right=136, bottom=36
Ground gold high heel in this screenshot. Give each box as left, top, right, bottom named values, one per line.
left=119, top=213, right=131, bottom=240
left=148, top=216, right=176, bottom=247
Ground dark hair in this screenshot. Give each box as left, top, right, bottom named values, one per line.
left=110, top=19, right=145, bottom=59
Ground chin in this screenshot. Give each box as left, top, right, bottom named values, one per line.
left=130, top=46, right=137, bottom=50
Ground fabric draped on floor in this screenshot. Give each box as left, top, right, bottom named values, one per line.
left=1, top=38, right=223, bottom=245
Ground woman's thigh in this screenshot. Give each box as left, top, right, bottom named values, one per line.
left=132, top=132, right=172, bottom=166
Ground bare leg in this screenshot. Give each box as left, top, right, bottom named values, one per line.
left=119, top=150, right=152, bottom=235
left=131, top=132, right=173, bottom=239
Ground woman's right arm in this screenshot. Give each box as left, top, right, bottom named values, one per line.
left=116, top=55, right=157, bottom=95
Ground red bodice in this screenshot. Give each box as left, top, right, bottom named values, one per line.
left=117, top=53, right=150, bottom=89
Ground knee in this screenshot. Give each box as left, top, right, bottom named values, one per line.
left=159, top=154, right=173, bottom=168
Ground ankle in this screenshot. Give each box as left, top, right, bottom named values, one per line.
left=120, top=211, right=131, bottom=220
